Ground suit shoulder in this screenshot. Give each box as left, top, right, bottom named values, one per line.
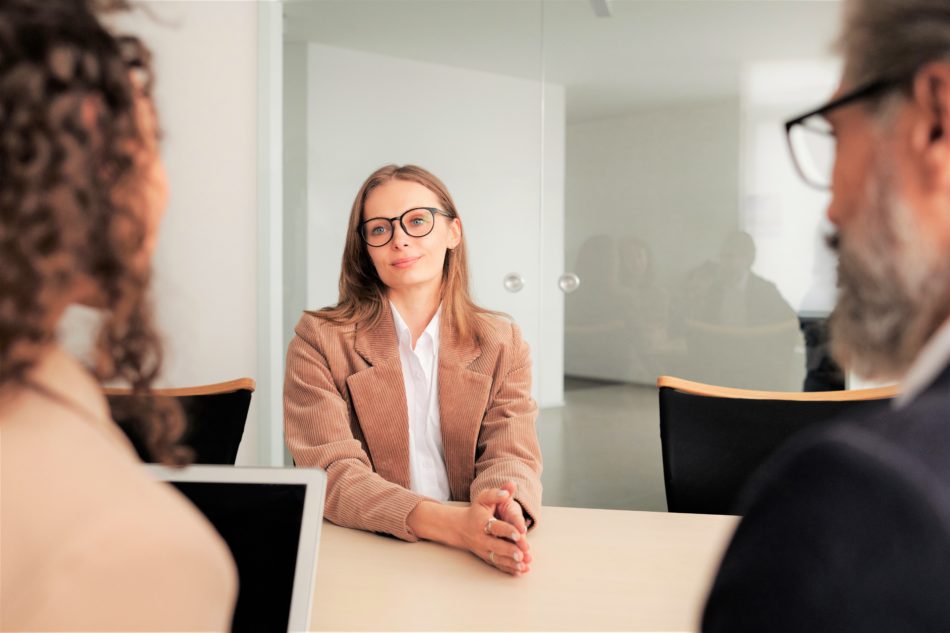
left=740, top=415, right=948, bottom=519
left=472, top=312, right=521, bottom=346
left=705, top=415, right=950, bottom=633
left=292, top=311, right=356, bottom=348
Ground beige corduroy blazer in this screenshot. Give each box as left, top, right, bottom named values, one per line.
left=284, top=308, right=543, bottom=541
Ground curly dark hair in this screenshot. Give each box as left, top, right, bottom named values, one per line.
left=0, top=0, right=188, bottom=464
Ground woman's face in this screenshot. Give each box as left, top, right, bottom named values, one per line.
left=362, top=179, right=461, bottom=296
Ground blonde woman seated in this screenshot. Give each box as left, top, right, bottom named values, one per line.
left=285, top=165, right=542, bottom=575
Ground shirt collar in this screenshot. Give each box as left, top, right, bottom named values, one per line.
left=895, top=317, right=950, bottom=408
left=389, top=301, right=441, bottom=351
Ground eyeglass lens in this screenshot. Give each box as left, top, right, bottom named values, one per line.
left=361, top=208, right=436, bottom=246
left=789, top=114, right=836, bottom=189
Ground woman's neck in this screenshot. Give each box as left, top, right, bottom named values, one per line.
left=389, top=284, right=442, bottom=347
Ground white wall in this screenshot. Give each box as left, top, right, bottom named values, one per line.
left=566, top=99, right=741, bottom=290
left=284, top=42, right=309, bottom=349
left=113, top=2, right=261, bottom=464
left=301, top=43, right=565, bottom=407
left=539, top=86, right=567, bottom=408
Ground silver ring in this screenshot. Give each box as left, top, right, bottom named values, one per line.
left=489, top=551, right=496, bottom=564
left=484, top=517, right=496, bottom=535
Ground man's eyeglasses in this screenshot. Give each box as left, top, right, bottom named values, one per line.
left=784, top=77, right=903, bottom=190
left=357, top=207, right=454, bottom=247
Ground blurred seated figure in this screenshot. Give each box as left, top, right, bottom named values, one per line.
left=696, top=231, right=797, bottom=329
left=565, top=234, right=659, bottom=384
left=0, top=2, right=236, bottom=630
left=680, top=231, right=802, bottom=390
left=565, top=235, right=626, bottom=381
left=618, top=236, right=671, bottom=368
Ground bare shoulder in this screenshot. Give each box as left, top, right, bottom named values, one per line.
left=39, top=496, right=236, bottom=632
left=2, top=414, right=236, bottom=631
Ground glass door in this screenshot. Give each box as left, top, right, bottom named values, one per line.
left=538, top=0, right=842, bottom=510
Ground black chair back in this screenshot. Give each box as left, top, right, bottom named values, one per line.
left=658, top=377, right=896, bottom=515
left=106, top=379, right=254, bottom=465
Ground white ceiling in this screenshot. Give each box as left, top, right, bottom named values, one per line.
left=284, top=0, right=842, bottom=122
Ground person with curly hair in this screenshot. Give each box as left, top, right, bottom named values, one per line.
left=0, top=1, right=236, bottom=630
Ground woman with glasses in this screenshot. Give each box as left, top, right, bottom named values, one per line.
left=0, top=1, right=236, bottom=630
left=285, top=164, right=542, bottom=576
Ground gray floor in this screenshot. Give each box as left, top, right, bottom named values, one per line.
left=537, top=380, right=668, bottom=512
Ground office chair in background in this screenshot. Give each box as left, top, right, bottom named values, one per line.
left=657, top=376, right=898, bottom=515
left=106, top=378, right=255, bottom=465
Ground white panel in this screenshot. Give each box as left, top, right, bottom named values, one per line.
left=540, top=85, right=567, bottom=408
left=257, top=1, right=284, bottom=466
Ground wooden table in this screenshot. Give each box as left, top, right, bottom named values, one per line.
left=310, top=506, right=738, bottom=632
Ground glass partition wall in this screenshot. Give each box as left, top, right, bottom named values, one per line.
left=280, top=0, right=844, bottom=510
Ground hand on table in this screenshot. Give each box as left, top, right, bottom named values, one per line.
left=406, top=483, right=533, bottom=575
left=495, top=481, right=530, bottom=535
left=463, top=484, right=532, bottom=576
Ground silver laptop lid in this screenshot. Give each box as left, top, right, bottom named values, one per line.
left=146, top=465, right=326, bottom=633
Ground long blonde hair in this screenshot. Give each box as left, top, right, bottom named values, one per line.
left=314, top=164, right=495, bottom=345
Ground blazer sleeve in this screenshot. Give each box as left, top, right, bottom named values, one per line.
left=469, top=321, right=543, bottom=528
left=702, top=431, right=950, bottom=632
left=284, top=322, right=427, bottom=541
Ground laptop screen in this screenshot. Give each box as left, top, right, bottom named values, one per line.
left=171, top=482, right=304, bottom=632
left=147, top=466, right=326, bottom=633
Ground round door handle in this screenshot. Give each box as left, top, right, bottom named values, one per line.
left=503, top=273, right=525, bottom=293
left=558, top=273, right=580, bottom=294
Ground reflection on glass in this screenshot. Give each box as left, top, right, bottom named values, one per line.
left=675, top=231, right=801, bottom=391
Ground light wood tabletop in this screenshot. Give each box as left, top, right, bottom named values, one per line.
left=310, top=506, right=739, bottom=632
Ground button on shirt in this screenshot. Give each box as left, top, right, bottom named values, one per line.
left=390, top=302, right=452, bottom=501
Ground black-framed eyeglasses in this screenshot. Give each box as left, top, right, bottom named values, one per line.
left=357, top=207, right=454, bottom=247
left=784, top=77, right=904, bottom=190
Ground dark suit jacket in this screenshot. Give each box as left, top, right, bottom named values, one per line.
left=703, top=364, right=950, bottom=632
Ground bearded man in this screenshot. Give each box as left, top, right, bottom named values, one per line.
left=702, top=1, right=950, bottom=630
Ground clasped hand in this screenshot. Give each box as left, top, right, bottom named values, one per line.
left=460, top=482, right=532, bottom=576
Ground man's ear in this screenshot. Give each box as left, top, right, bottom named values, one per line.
left=910, top=62, right=950, bottom=192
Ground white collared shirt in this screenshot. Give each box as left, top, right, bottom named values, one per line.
left=390, top=302, right=451, bottom=501
left=895, top=318, right=950, bottom=409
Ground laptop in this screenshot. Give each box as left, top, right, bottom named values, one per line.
left=146, top=465, right=327, bottom=633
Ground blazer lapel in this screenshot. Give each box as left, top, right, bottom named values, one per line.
left=346, top=309, right=412, bottom=489
left=439, top=318, right=492, bottom=501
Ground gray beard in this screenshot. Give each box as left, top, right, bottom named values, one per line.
left=829, top=161, right=950, bottom=381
